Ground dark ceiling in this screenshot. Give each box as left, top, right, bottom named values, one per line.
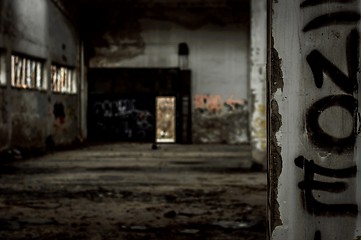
left=53, top=0, right=250, bottom=53
left=57, top=0, right=250, bottom=27
left=74, top=0, right=250, bottom=8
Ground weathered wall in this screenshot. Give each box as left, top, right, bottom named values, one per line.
left=249, top=0, right=267, bottom=165
left=89, top=20, right=249, bottom=99
left=0, top=0, right=80, bottom=153
left=193, top=94, right=248, bottom=143
left=85, top=4, right=250, bottom=144
left=270, top=0, right=361, bottom=239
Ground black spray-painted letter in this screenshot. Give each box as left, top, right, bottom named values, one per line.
left=306, top=29, right=359, bottom=94
left=303, top=12, right=360, bottom=32
left=295, top=156, right=357, bottom=216
left=306, top=29, right=359, bottom=153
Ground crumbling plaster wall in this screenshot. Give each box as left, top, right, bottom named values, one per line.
left=0, top=0, right=80, bottom=152
left=86, top=6, right=250, bottom=144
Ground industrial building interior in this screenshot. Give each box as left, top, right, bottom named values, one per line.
left=0, top=0, right=267, bottom=239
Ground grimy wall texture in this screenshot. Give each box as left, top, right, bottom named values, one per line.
left=0, top=0, right=81, bottom=153
left=270, top=0, right=361, bottom=239
left=84, top=2, right=251, bottom=144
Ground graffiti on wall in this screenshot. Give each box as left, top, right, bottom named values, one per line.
left=194, top=95, right=246, bottom=114
left=93, top=99, right=136, bottom=118
left=90, top=99, right=154, bottom=141
left=296, top=1, right=360, bottom=238
left=193, top=94, right=249, bottom=144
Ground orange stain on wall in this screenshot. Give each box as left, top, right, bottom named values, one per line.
left=194, top=95, right=245, bottom=113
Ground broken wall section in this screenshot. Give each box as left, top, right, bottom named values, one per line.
left=0, top=0, right=81, bottom=155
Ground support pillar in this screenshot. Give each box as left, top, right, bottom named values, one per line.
left=269, top=0, right=361, bottom=239
left=250, top=0, right=267, bottom=167
left=79, top=41, right=87, bottom=141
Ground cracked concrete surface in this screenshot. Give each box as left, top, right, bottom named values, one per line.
left=0, top=143, right=266, bottom=240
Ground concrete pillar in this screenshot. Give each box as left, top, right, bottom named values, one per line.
left=250, top=0, right=267, bottom=167
left=79, top=41, right=87, bottom=141
left=269, top=0, right=361, bottom=239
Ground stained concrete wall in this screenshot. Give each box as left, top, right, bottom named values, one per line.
left=270, top=0, right=361, bottom=239
left=88, top=17, right=250, bottom=144
left=249, top=0, right=267, bottom=165
left=0, top=0, right=80, bottom=153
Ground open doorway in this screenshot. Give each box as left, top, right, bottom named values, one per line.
left=156, top=96, right=176, bottom=143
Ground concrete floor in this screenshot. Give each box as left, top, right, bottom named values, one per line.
left=0, top=143, right=266, bottom=240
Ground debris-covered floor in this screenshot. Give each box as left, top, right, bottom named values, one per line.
left=0, top=143, right=266, bottom=240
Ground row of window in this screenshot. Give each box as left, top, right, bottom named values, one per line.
left=11, top=55, right=44, bottom=90
left=50, top=64, right=77, bottom=93
left=0, top=54, right=77, bottom=94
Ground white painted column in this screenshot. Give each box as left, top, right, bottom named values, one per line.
left=250, top=0, right=267, bottom=167
left=270, top=0, right=361, bottom=239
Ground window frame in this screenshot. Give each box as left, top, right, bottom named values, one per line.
left=50, top=63, right=77, bottom=94
left=11, top=53, right=46, bottom=90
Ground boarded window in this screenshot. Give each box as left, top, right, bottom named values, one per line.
left=11, top=54, right=45, bottom=89
left=51, top=64, right=76, bottom=94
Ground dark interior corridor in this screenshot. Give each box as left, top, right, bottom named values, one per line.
left=0, top=0, right=267, bottom=239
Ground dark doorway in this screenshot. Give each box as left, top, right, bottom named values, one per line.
left=87, top=68, right=191, bottom=143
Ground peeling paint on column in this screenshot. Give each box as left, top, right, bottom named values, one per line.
left=251, top=103, right=266, bottom=148
left=270, top=0, right=361, bottom=239
left=270, top=46, right=284, bottom=94
left=269, top=42, right=284, bottom=235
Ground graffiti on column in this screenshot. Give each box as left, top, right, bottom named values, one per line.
left=296, top=1, right=360, bottom=238
left=91, top=99, right=153, bottom=140
left=301, top=0, right=357, bottom=8
left=295, top=156, right=357, bottom=216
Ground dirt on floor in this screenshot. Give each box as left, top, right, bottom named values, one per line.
left=0, top=143, right=267, bottom=240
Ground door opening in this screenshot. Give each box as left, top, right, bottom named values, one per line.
left=156, top=96, right=176, bottom=143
